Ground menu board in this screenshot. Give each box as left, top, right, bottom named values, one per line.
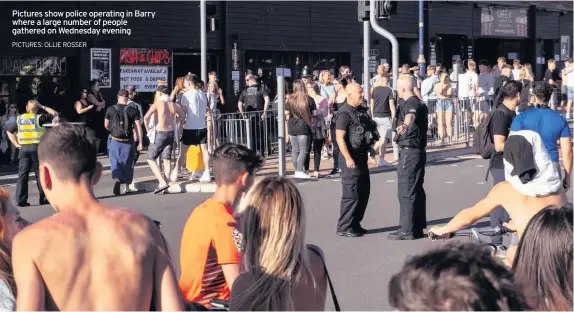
left=481, top=7, right=528, bottom=37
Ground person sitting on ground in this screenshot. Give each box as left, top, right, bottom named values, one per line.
left=0, top=188, right=28, bottom=310
left=388, top=241, right=529, bottom=311
left=512, top=206, right=573, bottom=311
left=230, top=176, right=327, bottom=311
left=12, top=123, right=183, bottom=311
left=428, top=130, right=567, bottom=266
left=179, top=143, right=263, bottom=308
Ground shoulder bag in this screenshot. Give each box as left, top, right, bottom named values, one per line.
left=307, top=245, right=341, bottom=311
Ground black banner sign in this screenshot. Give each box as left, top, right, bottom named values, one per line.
left=0, top=57, right=66, bottom=76
left=481, top=7, right=528, bottom=37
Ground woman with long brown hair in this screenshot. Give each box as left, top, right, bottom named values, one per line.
left=206, top=81, right=224, bottom=151
left=306, top=81, right=329, bottom=178
left=434, top=72, right=454, bottom=145
left=230, top=177, right=327, bottom=311
left=286, top=80, right=315, bottom=179
left=512, top=206, right=573, bottom=311
left=0, top=188, right=28, bottom=310
left=170, top=76, right=185, bottom=105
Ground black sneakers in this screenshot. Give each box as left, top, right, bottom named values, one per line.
left=113, top=181, right=121, bottom=196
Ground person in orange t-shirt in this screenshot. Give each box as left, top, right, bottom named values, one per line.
left=179, top=143, right=263, bottom=308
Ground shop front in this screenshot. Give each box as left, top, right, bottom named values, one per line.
left=0, top=56, right=79, bottom=117
left=243, top=50, right=350, bottom=100
left=474, top=6, right=531, bottom=68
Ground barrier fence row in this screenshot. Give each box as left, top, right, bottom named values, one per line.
left=205, top=96, right=501, bottom=158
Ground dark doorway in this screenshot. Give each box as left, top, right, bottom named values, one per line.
left=474, top=38, right=531, bottom=68
left=173, top=53, right=220, bottom=85
left=397, top=38, right=418, bottom=66
left=435, top=34, right=466, bottom=69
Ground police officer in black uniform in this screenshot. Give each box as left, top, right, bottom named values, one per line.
left=334, top=83, right=379, bottom=237
left=388, top=75, right=428, bottom=240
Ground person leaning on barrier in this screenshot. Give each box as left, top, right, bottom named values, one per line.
left=388, top=75, right=428, bottom=241
left=6, top=99, right=58, bottom=207
left=334, top=83, right=379, bottom=238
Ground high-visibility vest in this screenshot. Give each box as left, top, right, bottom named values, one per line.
left=16, top=113, right=44, bottom=145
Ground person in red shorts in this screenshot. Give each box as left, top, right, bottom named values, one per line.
left=179, top=143, right=263, bottom=308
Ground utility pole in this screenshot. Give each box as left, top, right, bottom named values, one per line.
left=370, top=0, right=399, bottom=161
left=200, top=0, right=207, bottom=84
left=417, top=0, right=426, bottom=75
left=277, top=75, right=286, bottom=177
left=370, top=1, right=398, bottom=90
left=363, top=20, right=370, bottom=103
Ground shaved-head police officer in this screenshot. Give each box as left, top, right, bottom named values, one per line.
left=389, top=75, right=428, bottom=240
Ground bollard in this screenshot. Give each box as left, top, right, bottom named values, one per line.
left=277, top=75, right=286, bottom=177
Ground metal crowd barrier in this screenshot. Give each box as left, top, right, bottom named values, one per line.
left=211, top=109, right=279, bottom=157
left=199, top=95, right=502, bottom=161
left=423, top=95, right=494, bottom=148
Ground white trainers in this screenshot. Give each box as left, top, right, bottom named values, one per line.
left=189, top=171, right=202, bottom=181
left=199, top=171, right=212, bottom=182
left=378, top=159, right=392, bottom=167
left=294, top=171, right=311, bottom=179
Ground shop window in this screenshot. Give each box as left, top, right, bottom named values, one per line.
left=0, top=56, right=76, bottom=116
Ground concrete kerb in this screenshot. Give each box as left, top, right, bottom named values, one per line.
left=132, top=146, right=475, bottom=194
left=131, top=179, right=216, bottom=194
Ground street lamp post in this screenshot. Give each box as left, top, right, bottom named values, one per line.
left=200, top=0, right=207, bottom=84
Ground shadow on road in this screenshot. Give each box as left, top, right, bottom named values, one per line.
left=364, top=219, right=491, bottom=235
left=97, top=190, right=149, bottom=200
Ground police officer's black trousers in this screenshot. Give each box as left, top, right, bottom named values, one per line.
left=337, top=163, right=370, bottom=232
left=397, top=148, right=427, bottom=235
left=16, top=145, right=46, bottom=205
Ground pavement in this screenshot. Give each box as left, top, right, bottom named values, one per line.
left=7, top=154, right=573, bottom=310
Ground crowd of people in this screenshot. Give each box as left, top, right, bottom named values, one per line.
left=0, top=121, right=570, bottom=311
left=0, top=56, right=571, bottom=310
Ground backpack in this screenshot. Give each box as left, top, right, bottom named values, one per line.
left=110, top=104, right=130, bottom=138
left=473, top=112, right=495, bottom=159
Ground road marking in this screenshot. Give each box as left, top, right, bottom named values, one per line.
left=450, top=164, right=458, bottom=167
left=477, top=181, right=485, bottom=184
left=445, top=181, right=454, bottom=184
left=1, top=165, right=150, bottom=187
left=386, top=179, right=395, bottom=183
left=475, top=165, right=484, bottom=168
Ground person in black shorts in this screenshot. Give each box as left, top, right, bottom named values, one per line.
left=171, top=74, right=212, bottom=183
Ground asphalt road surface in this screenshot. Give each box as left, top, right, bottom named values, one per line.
left=4, top=156, right=573, bottom=310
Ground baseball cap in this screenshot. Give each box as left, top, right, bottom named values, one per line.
left=157, top=85, right=169, bottom=94
left=117, top=89, right=129, bottom=97
left=126, top=85, right=136, bottom=93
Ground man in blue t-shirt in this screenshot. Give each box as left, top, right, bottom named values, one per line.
left=510, top=82, right=572, bottom=191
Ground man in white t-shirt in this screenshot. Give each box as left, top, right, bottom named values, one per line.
left=477, top=60, right=495, bottom=122
left=171, top=74, right=212, bottom=183
left=463, top=61, right=479, bottom=126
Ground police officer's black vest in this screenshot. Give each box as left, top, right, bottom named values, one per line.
left=334, top=104, right=380, bottom=150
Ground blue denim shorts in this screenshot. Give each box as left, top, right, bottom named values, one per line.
left=436, top=99, right=453, bottom=113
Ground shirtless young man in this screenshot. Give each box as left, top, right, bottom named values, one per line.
left=429, top=130, right=567, bottom=266
left=144, top=85, right=184, bottom=194
left=11, top=123, right=183, bottom=311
